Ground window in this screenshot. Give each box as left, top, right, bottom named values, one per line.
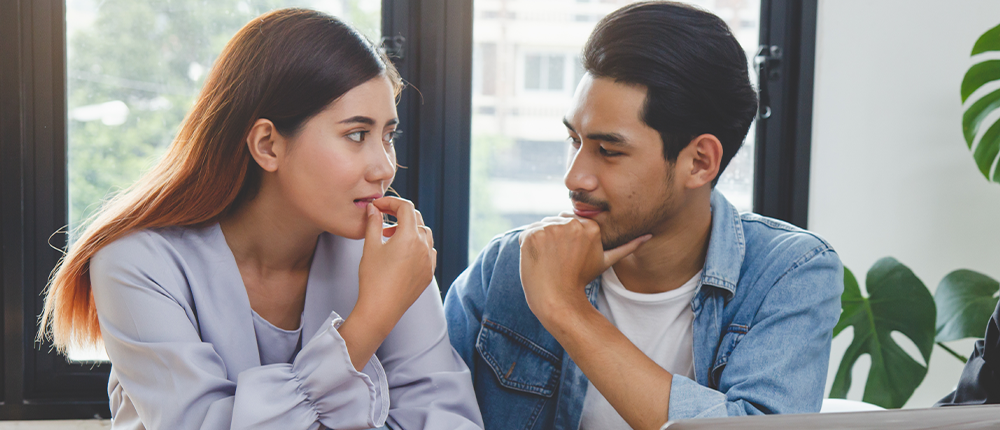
left=64, top=0, right=381, bottom=361
left=1, top=0, right=813, bottom=419
left=522, top=53, right=568, bottom=92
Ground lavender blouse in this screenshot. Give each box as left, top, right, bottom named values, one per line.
left=89, top=223, right=483, bottom=429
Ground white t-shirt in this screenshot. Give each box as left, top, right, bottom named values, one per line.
left=579, top=267, right=700, bottom=430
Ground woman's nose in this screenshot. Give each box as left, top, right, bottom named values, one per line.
left=366, top=141, right=396, bottom=183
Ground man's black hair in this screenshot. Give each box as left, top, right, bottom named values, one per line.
left=583, top=1, right=758, bottom=182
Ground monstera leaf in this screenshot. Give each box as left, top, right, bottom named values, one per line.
left=829, top=258, right=936, bottom=409
left=935, top=270, right=1000, bottom=342
left=961, top=23, right=1000, bottom=183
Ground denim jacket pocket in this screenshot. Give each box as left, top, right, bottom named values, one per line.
left=710, top=323, right=749, bottom=388
left=476, top=319, right=561, bottom=397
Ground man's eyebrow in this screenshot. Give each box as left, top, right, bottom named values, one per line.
left=338, top=116, right=376, bottom=125
left=562, top=118, right=631, bottom=147
left=562, top=118, right=576, bottom=133
left=585, top=132, right=629, bottom=147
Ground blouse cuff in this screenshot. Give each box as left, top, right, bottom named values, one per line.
left=293, top=311, right=390, bottom=429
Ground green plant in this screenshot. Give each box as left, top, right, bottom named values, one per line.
left=961, top=22, right=1000, bottom=184
left=829, top=258, right=999, bottom=409
left=827, top=20, right=1000, bottom=410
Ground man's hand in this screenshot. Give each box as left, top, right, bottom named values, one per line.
left=518, top=214, right=671, bottom=430
left=517, top=213, right=650, bottom=324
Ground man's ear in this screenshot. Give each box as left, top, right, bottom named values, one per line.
left=246, top=118, right=283, bottom=173
left=680, top=134, right=723, bottom=189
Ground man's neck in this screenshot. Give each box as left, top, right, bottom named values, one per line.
left=611, top=193, right=713, bottom=295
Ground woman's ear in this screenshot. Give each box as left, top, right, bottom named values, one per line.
left=246, top=118, right=282, bottom=172
left=681, top=133, right=723, bottom=189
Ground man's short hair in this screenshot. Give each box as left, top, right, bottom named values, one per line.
left=583, top=1, right=758, bottom=181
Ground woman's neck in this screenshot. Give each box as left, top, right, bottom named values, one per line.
left=219, top=191, right=320, bottom=273
left=219, top=190, right=320, bottom=330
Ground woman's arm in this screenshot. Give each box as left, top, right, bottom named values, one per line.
left=91, top=232, right=388, bottom=430
left=376, top=278, right=485, bottom=429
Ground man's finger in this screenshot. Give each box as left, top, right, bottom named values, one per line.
left=603, top=234, right=652, bottom=266
left=518, top=225, right=544, bottom=245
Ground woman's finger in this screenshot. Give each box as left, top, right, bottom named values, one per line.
left=420, top=225, right=434, bottom=249
left=373, top=196, right=417, bottom=231
left=363, top=204, right=385, bottom=250
left=382, top=225, right=398, bottom=238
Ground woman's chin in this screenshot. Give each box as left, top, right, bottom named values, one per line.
left=322, top=221, right=367, bottom=241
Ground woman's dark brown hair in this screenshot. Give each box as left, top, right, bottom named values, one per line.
left=40, top=8, right=402, bottom=352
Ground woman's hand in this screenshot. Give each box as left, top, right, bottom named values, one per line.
left=339, top=196, right=436, bottom=370
left=359, top=196, right=437, bottom=318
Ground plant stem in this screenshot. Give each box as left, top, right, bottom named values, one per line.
left=936, top=342, right=968, bottom=364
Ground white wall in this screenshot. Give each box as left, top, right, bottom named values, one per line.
left=811, top=0, right=1000, bottom=409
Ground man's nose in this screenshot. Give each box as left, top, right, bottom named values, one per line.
left=564, top=146, right=598, bottom=192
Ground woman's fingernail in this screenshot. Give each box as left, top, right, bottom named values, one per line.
left=368, top=203, right=376, bottom=216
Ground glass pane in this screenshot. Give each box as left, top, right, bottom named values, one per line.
left=65, top=0, right=381, bottom=362
left=524, top=54, right=542, bottom=90
left=547, top=54, right=565, bottom=91
left=469, top=0, right=760, bottom=261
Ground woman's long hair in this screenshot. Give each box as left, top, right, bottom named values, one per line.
left=40, top=8, right=402, bottom=353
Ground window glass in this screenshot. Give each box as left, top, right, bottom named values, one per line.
left=469, top=0, right=760, bottom=261
left=65, top=0, right=381, bottom=361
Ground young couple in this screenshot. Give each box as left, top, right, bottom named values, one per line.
left=41, top=2, right=842, bottom=429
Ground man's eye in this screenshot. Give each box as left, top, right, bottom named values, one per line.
left=567, top=136, right=581, bottom=148
left=599, top=146, right=622, bottom=157
left=347, top=131, right=369, bottom=142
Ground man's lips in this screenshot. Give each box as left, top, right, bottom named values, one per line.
left=572, top=201, right=604, bottom=218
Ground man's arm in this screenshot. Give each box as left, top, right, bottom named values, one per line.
left=518, top=216, right=843, bottom=428
left=538, top=295, right=674, bottom=429
left=518, top=216, right=665, bottom=429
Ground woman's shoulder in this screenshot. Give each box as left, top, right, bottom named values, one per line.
left=90, top=224, right=224, bottom=297
left=93, top=225, right=216, bottom=265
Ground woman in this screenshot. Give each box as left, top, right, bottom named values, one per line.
left=40, top=8, right=483, bottom=430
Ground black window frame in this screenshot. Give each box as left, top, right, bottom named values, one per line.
left=0, top=0, right=814, bottom=419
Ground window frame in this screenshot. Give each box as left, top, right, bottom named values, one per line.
left=0, top=0, right=814, bottom=419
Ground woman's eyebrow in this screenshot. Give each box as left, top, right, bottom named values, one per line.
left=338, top=115, right=375, bottom=125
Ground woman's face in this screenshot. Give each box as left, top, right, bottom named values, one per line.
left=276, top=75, right=398, bottom=240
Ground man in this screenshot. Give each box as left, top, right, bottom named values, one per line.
left=444, top=2, right=843, bottom=429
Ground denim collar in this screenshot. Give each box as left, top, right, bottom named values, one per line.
left=586, top=191, right=745, bottom=305
left=699, top=190, right=746, bottom=299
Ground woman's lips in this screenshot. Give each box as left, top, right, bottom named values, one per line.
left=353, top=194, right=382, bottom=209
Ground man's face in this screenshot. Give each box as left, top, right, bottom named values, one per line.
left=563, top=74, right=682, bottom=250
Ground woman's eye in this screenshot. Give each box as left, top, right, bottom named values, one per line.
left=347, top=131, right=368, bottom=142
left=384, top=130, right=401, bottom=144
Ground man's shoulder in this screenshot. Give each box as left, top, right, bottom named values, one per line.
left=473, top=227, right=527, bottom=269
left=738, top=212, right=836, bottom=259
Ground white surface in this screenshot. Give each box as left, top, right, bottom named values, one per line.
left=820, top=398, right=885, bottom=413
left=811, top=0, right=1000, bottom=409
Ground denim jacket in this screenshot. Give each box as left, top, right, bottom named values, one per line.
left=444, top=191, right=844, bottom=430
